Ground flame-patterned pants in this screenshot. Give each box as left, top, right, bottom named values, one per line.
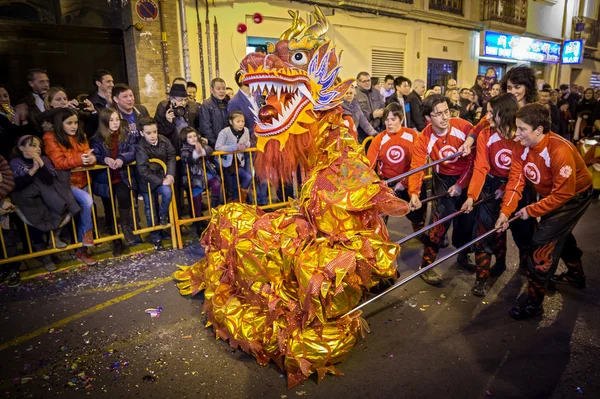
left=396, top=187, right=427, bottom=232
left=473, top=175, right=535, bottom=280
left=526, top=186, right=593, bottom=305
left=421, top=173, right=475, bottom=268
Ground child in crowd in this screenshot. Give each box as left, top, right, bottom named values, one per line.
left=179, top=127, right=221, bottom=232
left=10, top=135, right=80, bottom=271
left=0, top=154, right=20, bottom=286
left=90, top=108, right=140, bottom=255
left=215, top=111, right=251, bottom=203
left=135, top=117, right=176, bottom=251
left=43, top=108, right=97, bottom=266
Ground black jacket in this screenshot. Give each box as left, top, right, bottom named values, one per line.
left=459, top=98, right=476, bottom=123
left=548, top=103, right=560, bottom=134
left=407, top=90, right=425, bottom=131
left=199, top=96, right=228, bottom=148
left=135, top=135, right=176, bottom=193
left=154, top=99, right=200, bottom=154
left=88, top=92, right=110, bottom=111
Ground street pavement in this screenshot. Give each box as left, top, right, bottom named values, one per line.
left=1, top=200, right=599, bottom=399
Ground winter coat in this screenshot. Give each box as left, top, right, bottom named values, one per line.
left=199, top=96, right=229, bottom=148
left=215, top=126, right=251, bottom=169
left=385, top=93, right=414, bottom=129
left=118, top=105, right=151, bottom=147
left=180, top=141, right=218, bottom=191
left=10, top=156, right=80, bottom=231
left=341, top=99, right=377, bottom=138
left=407, top=90, right=426, bottom=131
left=135, top=135, right=176, bottom=193
left=89, top=136, right=137, bottom=198
left=355, top=86, right=385, bottom=131
left=227, top=90, right=260, bottom=145
left=43, top=131, right=94, bottom=188
left=154, top=99, right=200, bottom=153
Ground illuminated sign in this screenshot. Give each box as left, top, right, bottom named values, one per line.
left=562, top=40, right=583, bottom=64
left=482, top=31, right=561, bottom=64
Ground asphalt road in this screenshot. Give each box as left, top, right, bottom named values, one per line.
left=1, top=200, right=599, bottom=399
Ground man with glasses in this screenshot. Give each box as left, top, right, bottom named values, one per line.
left=355, top=71, right=386, bottom=143
left=407, top=94, right=476, bottom=285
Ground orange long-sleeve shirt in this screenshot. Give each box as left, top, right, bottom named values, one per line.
left=467, top=128, right=519, bottom=200
left=408, top=118, right=474, bottom=196
left=469, top=116, right=490, bottom=140
left=501, top=132, right=592, bottom=218
left=43, top=131, right=94, bottom=189
left=366, top=127, right=418, bottom=187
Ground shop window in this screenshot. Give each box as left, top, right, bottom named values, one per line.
left=371, top=49, right=405, bottom=83
left=427, top=58, right=458, bottom=90
left=247, top=36, right=278, bottom=55
left=590, top=72, right=600, bottom=89
left=429, top=0, right=463, bottom=16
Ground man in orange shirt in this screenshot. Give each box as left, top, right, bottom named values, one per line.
left=496, top=104, right=593, bottom=320
left=408, top=95, right=476, bottom=285
left=367, top=103, right=425, bottom=232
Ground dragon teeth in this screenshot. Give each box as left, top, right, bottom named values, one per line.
left=298, top=85, right=314, bottom=104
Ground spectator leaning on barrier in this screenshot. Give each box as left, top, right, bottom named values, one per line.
left=43, top=108, right=97, bottom=266
left=9, top=135, right=79, bottom=272
left=200, top=78, right=229, bottom=148
left=0, top=153, right=20, bottom=287
left=112, top=84, right=151, bottom=146
left=215, top=111, right=251, bottom=203
left=135, top=117, right=175, bottom=251
left=90, top=108, right=140, bottom=253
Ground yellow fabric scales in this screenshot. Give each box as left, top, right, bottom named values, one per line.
left=174, top=7, right=409, bottom=389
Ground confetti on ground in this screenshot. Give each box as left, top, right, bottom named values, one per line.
left=440, top=294, right=446, bottom=299
left=145, top=307, right=163, bottom=318
left=296, top=391, right=307, bottom=396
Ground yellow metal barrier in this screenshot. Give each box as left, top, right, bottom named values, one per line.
left=0, top=159, right=177, bottom=266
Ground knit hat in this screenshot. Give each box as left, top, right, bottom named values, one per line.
left=169, top=84, right=187, bottom=98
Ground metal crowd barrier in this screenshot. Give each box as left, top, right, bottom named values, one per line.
left=0, top=159, right=177, bottom=266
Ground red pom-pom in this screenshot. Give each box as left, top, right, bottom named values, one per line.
left=237, top=23, right=247, bottom=33
left=253, top=13, right=263, bottom=24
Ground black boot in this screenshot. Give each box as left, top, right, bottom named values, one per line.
left=509, top=299, right=544, bottom=320
left=210, top=195, right=221, bottom=209
left=112, top=239, right=124, bottom=256
left=419, top=267, right=442, bottom=286
left=119, top=208, right=140, bottom=245
left=550, top=271, right=586, bottom=289
left=472, top=279, right=488, bottom=297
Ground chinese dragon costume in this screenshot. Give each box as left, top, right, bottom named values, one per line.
left=175, top=6, right=409, bottom=388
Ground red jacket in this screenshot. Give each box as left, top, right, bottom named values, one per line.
left=366, top=127, right=418, bottom=187
left=467, top=128, right=519, bottom=200
left=501, top=132, right=592, bottom=217
left=43, top=131, right=94, bottom=189
left=408, top=118, right=474, bottom=196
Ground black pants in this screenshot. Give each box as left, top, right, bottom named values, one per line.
left=472, top=175, right=535, bottom=280
left=396, top=187, right=427, bottom=232
left=526, top=186, right=592, bottom=305
left=100, top=181, right=132, bottom=235
left=421, top=173, right=475, bottom=267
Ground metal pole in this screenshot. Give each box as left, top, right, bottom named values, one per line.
left=158, top=0, right=171, bottom=93
left=379, top=192, right=448, bottom=218
left=344, top=215, right=520, bottom=317
left=214, top=16, right=219, bottom=78
left=195, top=0, right=206, bottom=99
left=205, top=0, right=213, bottom=83
left=385, top=151, right=463, bottom=186
left=178, top=0, right=191, bottom=81
left=397, top=195, right=492, bottom=246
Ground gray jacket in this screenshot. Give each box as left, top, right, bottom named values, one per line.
left=215, top=126, right=251, bottom=168
left=341, top=99, right=377, bottom=137
left=355, top=86, right=385, bottom=131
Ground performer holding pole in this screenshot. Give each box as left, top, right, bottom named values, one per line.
left=461, top=94, right=534, bottom=297
left=496, top=103, right=593, bottom=320
left=408, top=94, right=476, bottom=285
left=367, top=103, right=426, bottom=233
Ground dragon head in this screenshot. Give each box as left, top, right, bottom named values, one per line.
left=240, top=7, right=354, bottom=181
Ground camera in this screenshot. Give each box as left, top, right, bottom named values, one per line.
left=77, top=102, right=88, bottom=111
left=169, top=101, right=186, bottom=118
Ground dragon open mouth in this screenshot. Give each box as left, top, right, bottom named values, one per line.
left=244, top=72, right=314, bottom=137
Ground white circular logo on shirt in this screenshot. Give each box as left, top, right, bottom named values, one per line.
left=386, top=145, right=405, bottom=164
left=559, top=165, right=572, bottom=178
left=494, top=149, right=512, bottom=170
left=439, top=145, right=458, bottom=163
left=524, top=162, right=541, bottom=184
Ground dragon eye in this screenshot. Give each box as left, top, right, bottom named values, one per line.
left=291, top=52, right=308, bottom=66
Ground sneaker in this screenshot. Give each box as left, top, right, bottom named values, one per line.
left=75, top=248, right=97, bottom=266
left=509, top=299, right=544, bottom=320
left=159, top=214, right=169, bottom=226
left=153, top=241, right=164, bottom=251
left=122, top=225, right=140, bottom=245
left=41, top=255, right=57, bottom=272
left=490, top=259, right=506, bottom=277
left=550, top=271, right=586, bottom=289
left=7, top=271, right=21, bottom=287
left=457, top=253, right=476, bottom=272
left=52, top=234, right=68, bottom=249
left=472, top=280, right=488, bottom=297
left=82, top=230, right=94, bottom=247
left=419, top=267, right=442, bottom=286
